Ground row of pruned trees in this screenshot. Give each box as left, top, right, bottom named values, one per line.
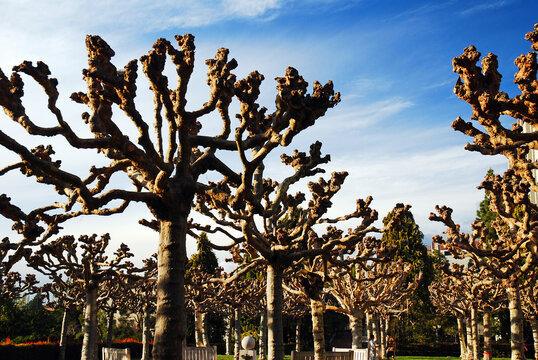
left=0, top=30, right=424, bottom=360
left=429, top=23, right=538, bottom=360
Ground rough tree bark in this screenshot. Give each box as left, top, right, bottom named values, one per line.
left=202, top=312, right=209, bottom=346
left=349, top=311, right=363, bottom=349
left=457, top=317, right=467, bottom=360
left=195, top=309, right=204, bottom=347
left=508, top=285, right=526, bottom=360
left=260, top=313, right=268, bottom=360
left=267, top=265, right=284, bottom=360
left=234, top=307, right=242, bottom=360
left=470, top=306, right=479, bottom=360
left=142, top=308, right=152, bottom=360
left=154, top=215, right=189, bottom=360
left=311, top=298, right=326, bottom=360
left=226, top=314, right=233, bottom=355
left=483, top=307, right=492, bottom=360
left=81, top=286, right=98, bottom=360
left=295, top=319, right=301, bottom=352
left=379, top=317, right=386, bottom=360
left=465, top=315, right=473, bottom=360
left=58, top=308, right=68, bottom=360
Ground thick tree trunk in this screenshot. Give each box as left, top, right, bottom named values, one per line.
left=81, top=286, right=98, bottom=360
left=470, top=306, right=479, bottom=360
left=366, top=312, right=372, bottom=341
left=226, top=314, right=233, bottom=355
left=349, top=311, right=363, bottom=349
left=260, top=312, right=268, bottom=360
left=465, top=314, right=473, bottom=360
left=267, top=265, right=284, bottom=360
left=58, top=308, right=68, bottom=360
left=457, top=317, right=467, bottom=360
left=379, top=316, right=386, bottom=360
left=202, top=312, right=209, bottom=346
left=373, top=315, right=380, bottom=359
left=507, top=284, right=526, bottom=360
left=142, top=308, right=151, bottom=360
left=295, top=319, right=301, bottom=352
left=153, top=216, right=188, bottom=360
left=311, top=298, right=326, bottom=360
left=530, top=316, right=538, bottom=360
left=106, top=308, right=115, bottom=348
left=483, top=307, right=492, bottom=360
left=234, top=307, right=242, bottom=360
left=195, top=309, right=204, bottom=347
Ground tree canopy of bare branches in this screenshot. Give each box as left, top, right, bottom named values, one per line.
left=0, top=33, right=340, bottom=360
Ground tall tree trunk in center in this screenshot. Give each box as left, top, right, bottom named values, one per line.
left=379, top=316, right=387, bottom=360
left=106, top=308, right=115, bottom=348
left=202, top=312, right=209, bottom=346
left=507, top=284, right=526, bottom=360
left=195, top=309, right=204, bottom=347
left=58, top=308, right=68, bottom=360
left=366, top=312, right=372, bottom=342
left=349, top=311, right=363, bottom=349
left=372, top=316, right=380, bottom=360
left=267, top=265, right=284, bottom=360
left=153, top=214, right=188, bottom=360
left=470, top=306, right=479, bottom=360
left=457, top=317, right=467, bottom=360
left=295, top=319, right=301, bottom=352
left=465, top=314, right=473, bottom=360
left=311, top=298, right=326, bottom=360
left=81, top=285, right=98, bottom=360
left=483, top=307, right=492, bottom=360
left=226, top=314, right=233, bottom=355
left=260, top=313, right=268, bottom=360
left=234, top=307, right=242, bottom=360
left=142, top=307, right=151, bottom=360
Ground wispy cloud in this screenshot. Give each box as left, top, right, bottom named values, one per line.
left=392, top=0, right=456, bottom=20
left=424, top=79, right=454, bottom=90
left=459, top=0, right=514, bottom=17
left=325, top=143, right=508, bottom=242
left=0, top=1, right=284, bottom=42
left=326, top=98, right=413, bottom=129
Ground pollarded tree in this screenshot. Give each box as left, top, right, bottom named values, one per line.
left=0, top=34, right=340, bottom=360
left=326, top=258, right=419, bottom=353
left=28, top=234, right=135, bottom=360
left=435, top=263, right=506, bottom=360
left=41, top=280, right=85, bottom=360
left=195, top=143, right=410, bottom=360
left=213, top=270, right=266, bottom=360
left=283, top=287, right=309, bottom=353
left=0, top=194, right=57, bottom=305
left=429, top=272, right=470, bottom=360
left=475, top=169, right=500, bottom=244
left=185, top=264, right=221, bottom=347
left=430, top=23, right=538, bottom=360
left=124, top=255, right=157, bottom=360
left=186, top=232, right=220, bottom=347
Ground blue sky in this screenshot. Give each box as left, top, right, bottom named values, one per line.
left=1, top=0, right=537, bottom=268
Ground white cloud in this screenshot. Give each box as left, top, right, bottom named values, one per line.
left=0, top=1, right=283, bottom=37
left=459, top=0, right=514, bottom=17
left=323, top=140, right=508, bottom=244
left=320, top=98, right=413, bottom=129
